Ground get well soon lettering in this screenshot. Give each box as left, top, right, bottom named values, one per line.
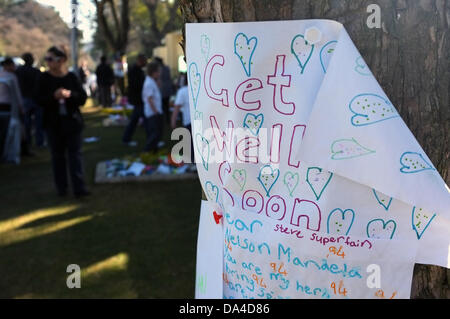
left=199, top=54, right=305, bottom=166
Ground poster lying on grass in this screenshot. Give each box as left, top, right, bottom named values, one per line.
left=188, top=20, right=450, bottom=299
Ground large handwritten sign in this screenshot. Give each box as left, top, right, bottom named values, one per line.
left=187, top=20, right=450, bottom=299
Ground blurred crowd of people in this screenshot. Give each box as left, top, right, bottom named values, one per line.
left=0, top=48, right=191, bottom=197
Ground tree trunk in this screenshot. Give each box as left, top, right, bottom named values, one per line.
left=179, top=0, right=449, bottom=299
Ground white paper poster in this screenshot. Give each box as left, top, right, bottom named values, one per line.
left=195, top=200, right=223, bottom=299
left=188, top=19, right=450, bottom=299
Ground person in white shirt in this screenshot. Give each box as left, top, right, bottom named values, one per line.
left=142, top=62, right=162, bottom=153
left=171, top=73, right=194, bottom=163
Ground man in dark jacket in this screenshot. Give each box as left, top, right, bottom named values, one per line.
left=15, top=52, right=43, bottom=150
left=95, top=56, right=114, bottom=107
left=122, top=54, right=147, bottom=146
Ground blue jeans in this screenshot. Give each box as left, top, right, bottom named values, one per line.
left=23, top=97, right=44, bottom=147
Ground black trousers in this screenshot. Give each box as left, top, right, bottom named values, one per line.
left=122, top=104, right=143, bottom=143
left=98, top=85, right=112, bottom=107
left=0, top=103, right=11, bottom=158
left=143, top=114, right=162, bottom=153
left=46, top=124, right=87, bottom=195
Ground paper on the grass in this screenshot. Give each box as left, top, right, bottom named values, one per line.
left=195, top=200, right=223, bottom=299
left=186, top=19, right=450, bottom=299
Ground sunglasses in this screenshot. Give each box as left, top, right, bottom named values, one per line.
left=44, top=56, right=61, bottom=62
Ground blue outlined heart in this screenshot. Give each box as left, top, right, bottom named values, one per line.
left=306, top=167, right=333, bottom=200
left=200, top=34, right=211, bottom=64
left=400, top=152, right=435, bottom=174
left=320, top=40, right=337, bottom=73
left=331, top=138, right=375, bottom=160
left=195, top=133, right=210, bottom=171
left=243, top=113, right=264, bottom=136
left=412, top=206, right=436, bottom=240
left=283, top=172, right=299, bottom=197
left=372, top=189, right=393, bottom=211
left=291, top=34, right=314, bottom=74
left=205, top=181, right=219, bottom=203
left=188, top=62, right=201, bottom=109
left=234, top=32, right=257, bottom=77
left=349, top=93, right=399, bottom=127
left=355, top=56, right=371, bottom=76
left=327, top=208, right=355, bottom=236
left=366, top=218, right=397, bottom=240
left=257, top=165, right=280, bottom=197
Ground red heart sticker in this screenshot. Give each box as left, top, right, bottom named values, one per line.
left=213, top=211, right=223, bottom=225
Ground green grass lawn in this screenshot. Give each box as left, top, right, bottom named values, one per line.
left=0, top=102, right=202, bottom=298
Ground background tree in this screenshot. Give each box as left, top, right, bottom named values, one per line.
left=0, top=0, right=70, bottom=61
left=179, top=0, right=449, bottom=298
left=93, top=0, right=130, bottom=55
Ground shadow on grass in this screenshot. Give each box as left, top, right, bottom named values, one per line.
left=0, top=104, right=202, bottom=298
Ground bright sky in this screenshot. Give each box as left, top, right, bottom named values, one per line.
left=35, top=0, right=96, bottom=44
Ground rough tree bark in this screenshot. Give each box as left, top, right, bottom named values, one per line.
left=179, top=0, right=449, bottom=299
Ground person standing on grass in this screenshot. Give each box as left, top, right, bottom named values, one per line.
left=122, top=53, right=147, bottom=147
left=95, top=56, right=114, bottom=108
left=16, top=52, right=44, bottom=151
left=171, top=73, right=194, bottom=164
left=142, top=62, right=162, bottom=153
left=0, top=57, right=24, bottom=164
left=34, top=46, right=90, bottom=198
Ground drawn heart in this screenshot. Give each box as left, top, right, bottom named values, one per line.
left=243, top=113, right=264, bottom=136
left=195, top=133, right=210, bottom=171
left=205, top=181, right=219, bottom=203
left=320, top=40, right=337, bottom=73
left=291, top=34, right=314, bottom=74
left=355, top=56, right=371, bottom=76
left=327, top=208, right=355, bottom=235
left=232, top=169, right=247, bottom=191
left=366, top=218, right=397, bottom=240
left=200, top=34, right=211, bottom=63
left=372, top=189, right=393, bottom=211
left=412, top=207, right=436, bottom=239
left=306, top=167, right=333, bottom=200
left=213, top=211, right=223, bottom=225
left=194, top=110, right=203, bottom=121
left=234, top=32, right=257, bottom=77
left=331, top=138, right=375, bottom=160
left=400, top=152, right=435, bottom=174
left=283, top=172, right=299, bottom=197
left=189, top=62, right=201, bottom=109
left=258, top=165, right=280, bottom=197
left=349, top=93, right=399, bottom=126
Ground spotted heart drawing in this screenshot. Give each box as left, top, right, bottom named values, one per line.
left=349, top=93, right=399, bottom=126
left=412, top=206, right=436, bottom=239
left=243, top=113, right=264, bottom=136
left=189, top=62, right=201, bottom=109
left=306, top=167, right=333, bottom=200
left=283, top=172, right=299, bottom=197
left=232, top=169, right=247, bottom=191
left=331, top=138, right=375, bottom=160
left=372, top=189, right=393, bottom=211
left=195, top=133, right=210, bottom=171
left=291, top=34, right=314, bottom=74
left=257, top=165, right=280, bottom=197
left=205, top=181, right=219, bottom=203
left=366, top=218, right=397, bottom=240
left=200, top=34, right=211, bottom=64
left=320, top=40, right=337, bottom=73
left=400, top=152, right=435, bottom=174
left=327, top=208, right=355, bottom=235
left=355, top=56, right=371, bottom=76
left=234, top=32, right=257, bottom=77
